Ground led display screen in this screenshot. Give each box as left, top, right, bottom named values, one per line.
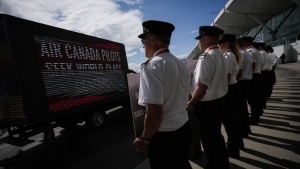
left=34, top=36, right=127, bottom=112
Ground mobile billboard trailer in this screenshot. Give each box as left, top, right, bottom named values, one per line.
left=0, top=13, right=130, bottom=141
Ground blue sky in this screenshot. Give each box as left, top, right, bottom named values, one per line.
left=0, top=0, right=228, bottom=72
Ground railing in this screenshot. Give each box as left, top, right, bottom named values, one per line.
left=266, top=34, right=298, bottom=47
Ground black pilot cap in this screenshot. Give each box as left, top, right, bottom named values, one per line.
left=195, top=26, right=224, bottom=39
left=242, top=36, right=254, bottom=43
left=138, top=20, right=175, bottom=39
left=256, top=42, right=266, bottom=47
left=219, top=34, right=236, bottom=43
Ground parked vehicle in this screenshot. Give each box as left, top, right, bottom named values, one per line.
left=0, top=13, right=130, bottom=140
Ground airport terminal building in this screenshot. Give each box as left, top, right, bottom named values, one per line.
left=188, top=0, right=300, bottom=62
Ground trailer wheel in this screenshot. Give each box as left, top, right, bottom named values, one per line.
left=85, top=110, right=107, bottom=130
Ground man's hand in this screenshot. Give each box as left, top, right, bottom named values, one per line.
left=133, top=137, right=149, bottom=152
left=186, top=101, right=195, bottom=111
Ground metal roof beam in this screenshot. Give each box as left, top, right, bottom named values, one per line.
left=213, top=23, right=243, bottom=36
left=224, top=10, right=274, bottom=33
left=247, top=13, right=273, bottom=32
left=275, top=5, right=297, bottom=30
left=213, top=23, right=249, bottom=29
left=232, top=28, right=243, bottom=36
left=292, top=0, right=300, bottom=6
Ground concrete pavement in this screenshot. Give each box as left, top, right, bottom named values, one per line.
left=134, top=61, right=300, bottom=169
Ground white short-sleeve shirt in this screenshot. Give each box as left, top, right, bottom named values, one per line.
left=224, top=49, right=239, bottom=85
left=268, top=53, right=277, bottom=66
left=191, top=45, right=228, bottom=101
left=138, top=48, right=190, bottom=132
left=267, top=56, right=272, bottom=70
left=247, top=46, right=261, bottom=74
left=260, top=50, right=270, bottom=71
left=239, top=49, right=253, bottom=80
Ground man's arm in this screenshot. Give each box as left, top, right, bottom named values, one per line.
left=142, top=104, right=163, bottom=140
left=188, top=82, right=208, bottom=107
left=133, top=104, right=163, bottom=151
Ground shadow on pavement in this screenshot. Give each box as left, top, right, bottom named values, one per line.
left=259, top=118, right=300, bottom=133
left=258, top=123, right=300, bottom=135
left=242, top=148, right=300, bottom=169
left=248, top=133, right=300, bottom=155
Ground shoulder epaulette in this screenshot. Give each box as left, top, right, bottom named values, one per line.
left=201, top=52, right=207, bottom=57
left=140, top=58, right=152, bottom=68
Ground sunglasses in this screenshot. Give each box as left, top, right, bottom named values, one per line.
left=141, top=35, right=152, bottom=45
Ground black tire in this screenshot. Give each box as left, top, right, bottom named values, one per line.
left=85, top=110, right=107, bottom=130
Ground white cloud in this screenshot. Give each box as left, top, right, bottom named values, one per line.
left=127, top=51, right=137, bottom=57
left=190, top=30, right=198, bottom=34
left=113, top=0, right=143, bottom=5
left=177, top=54, right=188, bottom=59
left=0, top=0, right=143, bottom=56
left=139, top=47, right=145, bottom=53
left=128, top=62, right=141, bottom=72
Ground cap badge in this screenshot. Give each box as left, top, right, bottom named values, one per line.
left=219, top=34, right=223, bottom=40
left=143, top=27, right=149, bottom=33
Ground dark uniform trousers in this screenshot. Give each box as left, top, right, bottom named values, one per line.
left=248, top=73, right=264, bottom=123
left=194, top=96, right=229, bottom=169
left=222, top=83, right=244, bottom=153
left=269, top=65, right=277, bottom=97
left=261, top=70, right=269, bottom=109
left=272, top=64, right=277, bottom=84
left=266, top=70, right=273, bottom=99
left=237, top=80, right=251, bottom=135
left=148, top=122, right=192, bottom=169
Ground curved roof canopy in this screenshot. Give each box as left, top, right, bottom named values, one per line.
left=211, top=0, right=296, bottom=36
left=187, top=0, right=299, bottom=59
